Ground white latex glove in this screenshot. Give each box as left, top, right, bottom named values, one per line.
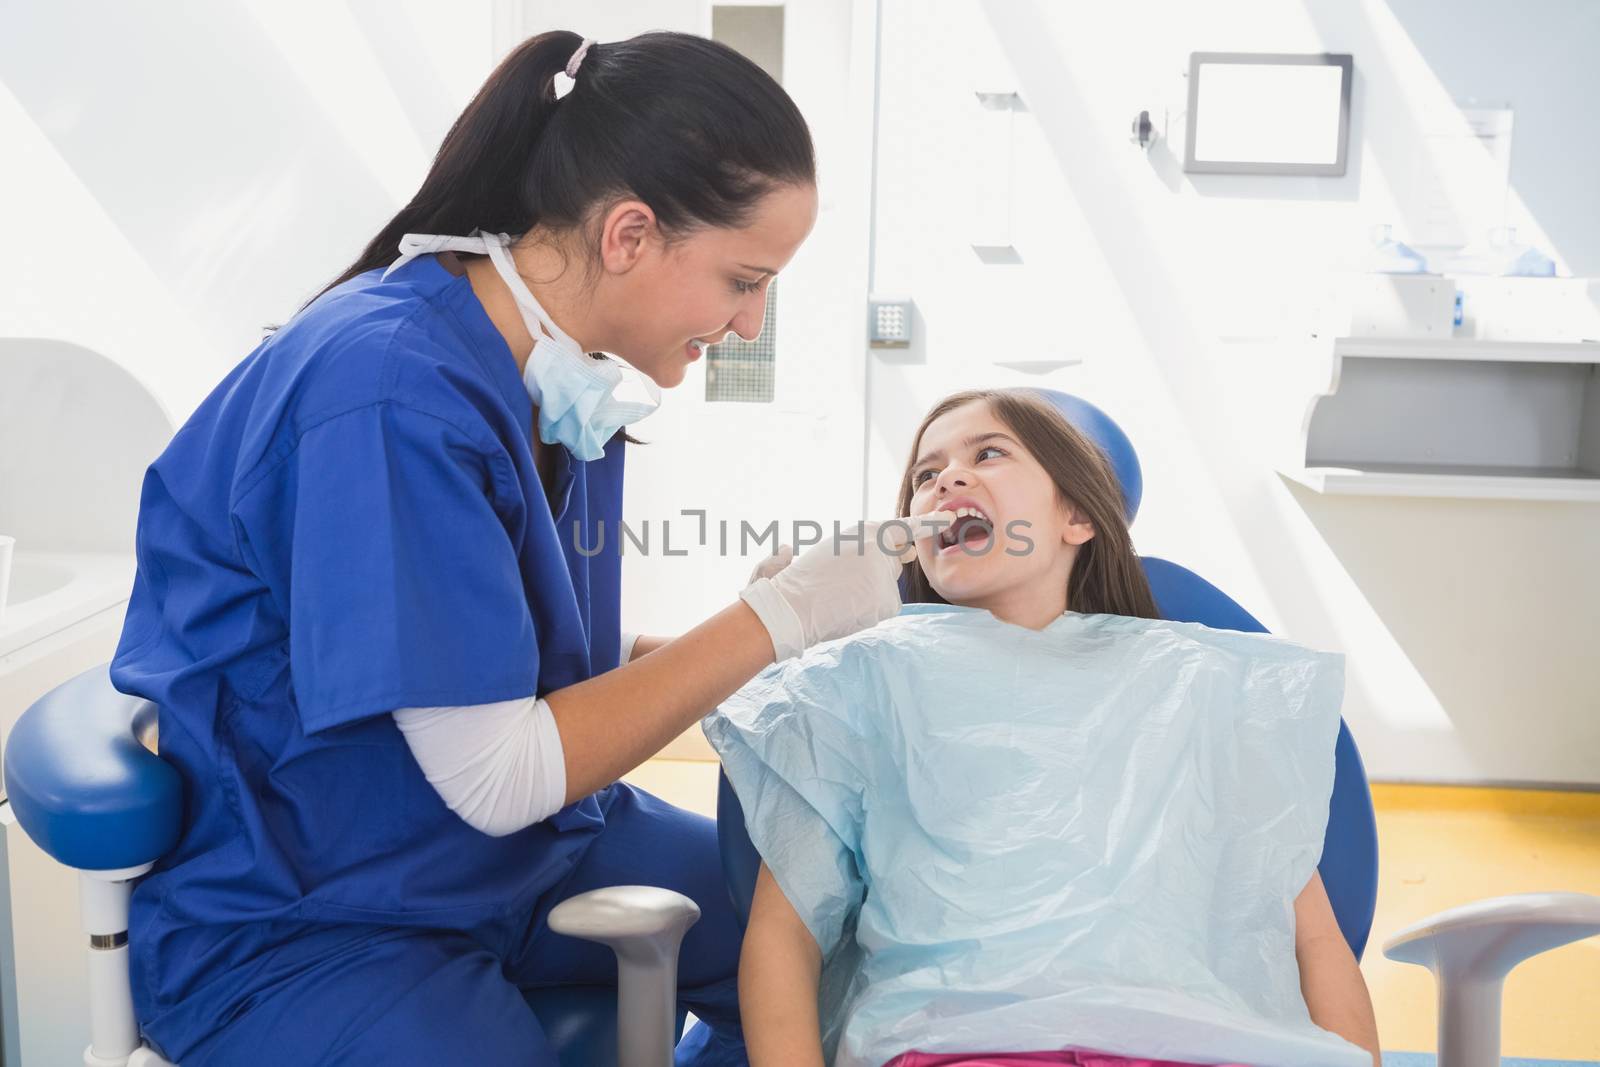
left=739, top=521, right=919, bottom=662
left=746, top=544, right=797, bottom=586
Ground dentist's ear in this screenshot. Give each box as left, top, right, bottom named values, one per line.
left=599, top=200, right=658, bottom=274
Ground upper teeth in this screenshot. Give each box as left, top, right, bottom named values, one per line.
left=931, top=506, right=991, bottom=545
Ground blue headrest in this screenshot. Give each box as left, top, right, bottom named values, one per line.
left=1027, top=389, right=1143, bottom=524
left=3, top=664, right=182, bottom=871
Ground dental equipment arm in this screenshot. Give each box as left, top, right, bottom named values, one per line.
left=740, top=863, right=827, bottom=1067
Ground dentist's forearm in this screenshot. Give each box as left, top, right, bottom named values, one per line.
left=548, top=600, right=774, bottom=803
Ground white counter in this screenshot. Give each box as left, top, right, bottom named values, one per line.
left=0, top=551, right=135, bottom=662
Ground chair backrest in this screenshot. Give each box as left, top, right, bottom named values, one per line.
left=3, top=664, right=182, bottom=872
left=717, top=389, right=1379, bottom=960
left=1139, top=556, right=1378, bottom=959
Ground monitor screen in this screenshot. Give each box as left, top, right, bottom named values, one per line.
left=1185, top=53, right=1353, bottom=176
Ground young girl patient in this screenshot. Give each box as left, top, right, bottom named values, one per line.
left=703, top=389, right=1382, bottom=1067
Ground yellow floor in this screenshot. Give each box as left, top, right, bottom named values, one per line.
left=623, top=763, right=1600, bottom=1060
left=1363, top=785, right=1600, bottom=1060
left=622, top=758, right=722, bottom=819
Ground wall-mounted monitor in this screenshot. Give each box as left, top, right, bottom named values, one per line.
left=1184, top=52, right=1353, bottom=176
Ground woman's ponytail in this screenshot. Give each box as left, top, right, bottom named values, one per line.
left=314, top=30, right=815, bottom=303
left=316, top=31, right=582, bottom=297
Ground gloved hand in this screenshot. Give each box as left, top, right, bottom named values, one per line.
left=746, top=544, right=797, bottom=585
left=739, top=521, right=917, bottom=662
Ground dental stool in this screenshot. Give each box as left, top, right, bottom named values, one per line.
left=2, top=667, right=699, bottom=1067
left=716, top=388, right=1598, bottom=1067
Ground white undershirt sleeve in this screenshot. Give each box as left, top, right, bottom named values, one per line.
left=618, top=631, right=641, bottom=668
left=393, top=696, right=568, bottom=837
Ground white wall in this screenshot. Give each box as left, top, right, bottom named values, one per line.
left=862, top=0, right=1599, bottom=785
left=0, top=0, right=505, bottom=423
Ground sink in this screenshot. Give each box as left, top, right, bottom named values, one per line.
left=0, top=552, right=135, bottom=660
left=5, top=560, right=73, bottom=607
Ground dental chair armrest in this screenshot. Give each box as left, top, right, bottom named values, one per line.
left=547, top=886, right=702, bottom=1067
left=1383, top=891, right=1600, bottom=973
left=549, top=885, right=702, bottom=948
left=1382, top=892, right=1600, bottom=1067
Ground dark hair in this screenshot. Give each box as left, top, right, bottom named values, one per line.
left=319, top=30, right=816, bottom=297
left=895, top=389, right=1161, bottom=619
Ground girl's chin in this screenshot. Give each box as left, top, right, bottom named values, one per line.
left=926, top=571, right=1001, bottom=606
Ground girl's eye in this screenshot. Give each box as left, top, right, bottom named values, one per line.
left=912, top=469, right=935, bottom=487
left=733, top=278, right=763, bottom=295
left=976, top=446, right=1006, bottom=462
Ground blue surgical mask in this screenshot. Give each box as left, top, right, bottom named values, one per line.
left=385, top=232, right=661, bottom=460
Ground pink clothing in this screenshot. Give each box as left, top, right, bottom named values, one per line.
left=884, top=1052, right=1249, bottom=1067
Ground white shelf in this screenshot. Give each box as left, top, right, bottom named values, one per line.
left=1284, top=337, right=1600, bottom=501
left=1330, top=337, right=1600, bottom=364
left=1280, top=463, right=1600, bottom=503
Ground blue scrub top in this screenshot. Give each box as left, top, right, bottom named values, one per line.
left=109, top=254, right=626, bottom=1039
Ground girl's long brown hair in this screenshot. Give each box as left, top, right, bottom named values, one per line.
left=895, top=389, right=1160, bottom=619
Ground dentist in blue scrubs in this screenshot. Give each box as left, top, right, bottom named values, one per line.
left=108, top=31, right=905, bottom=1066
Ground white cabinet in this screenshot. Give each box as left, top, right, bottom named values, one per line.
left=1279, top=338, right=1600, bottom=502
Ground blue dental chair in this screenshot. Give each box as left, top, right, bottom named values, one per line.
left=715, top=389, right=1600, bottom=1067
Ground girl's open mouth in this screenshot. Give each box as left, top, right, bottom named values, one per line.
left=932, top=506, right=994, bottom=555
